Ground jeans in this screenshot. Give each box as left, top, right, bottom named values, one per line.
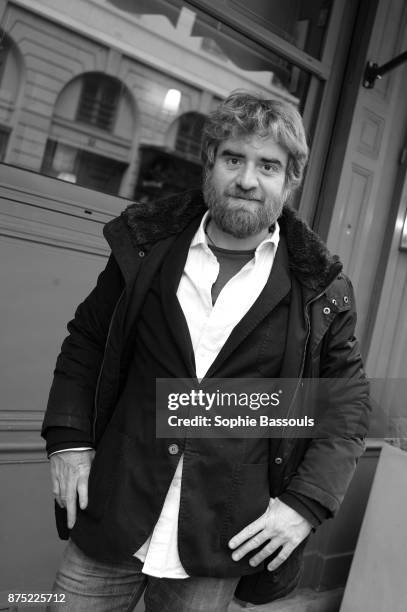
left=49, top=540, right=241, bottom=612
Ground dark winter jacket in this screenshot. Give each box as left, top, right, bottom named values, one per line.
left=42, top=190, right=370, bottom=604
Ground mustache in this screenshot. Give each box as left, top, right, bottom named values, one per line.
left=226, top=189, right=263, bottom=201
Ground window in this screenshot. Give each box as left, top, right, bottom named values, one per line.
left=41, top=139, right=127, bottom=195
left=221, top=0, right=334, bottom=59
left=175, top=113, right=206, bottom=160
left=0, top=127, right=9, bottom=161
left=1, top=0, right=352, bottom=211
left=0, top=37, right=10, bottom=85
left=76, top=74, right=121, bottom=131
left=134, top=144, right=203, bottom=202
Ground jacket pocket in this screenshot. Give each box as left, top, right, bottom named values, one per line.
left=235, top=536, right=308, bottom=604
left=221, top=463, right=270, bottom=546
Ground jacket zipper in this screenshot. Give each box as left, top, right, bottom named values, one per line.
left=301, top=275, right=343, bottom=378
left=282, top=280, right=337, bottom=444
left=92, top=288, right=126, bottom=444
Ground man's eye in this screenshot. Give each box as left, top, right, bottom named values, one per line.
left=226, top=158, right=240, bottom=166
left=262, top=164, right=277, bottom=174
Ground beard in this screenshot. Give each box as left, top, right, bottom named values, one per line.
left=203, top=171, right=284, bottom=239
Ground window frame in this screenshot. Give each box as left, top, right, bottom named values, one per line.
left=184, top=0, right=358, bottom=223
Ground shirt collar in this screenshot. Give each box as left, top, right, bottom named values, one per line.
left=191, top=210, right=211, bottom=249
left=191, top=210, right=280, bottom=253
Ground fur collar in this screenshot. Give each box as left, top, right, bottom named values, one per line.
left=104, top=189, right=342, bottom=291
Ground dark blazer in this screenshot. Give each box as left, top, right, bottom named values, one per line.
left=42, top=190, right=370, bottom=604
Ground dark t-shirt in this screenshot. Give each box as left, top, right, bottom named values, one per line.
left=208, top=244, right=255, bottom=305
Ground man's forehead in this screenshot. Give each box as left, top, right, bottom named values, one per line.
left=217, top=134, right=288, bottom=162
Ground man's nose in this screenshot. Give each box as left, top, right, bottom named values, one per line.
left=236, top=165, right=258, bottom=190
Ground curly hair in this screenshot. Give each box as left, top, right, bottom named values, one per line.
left=202, top=91, right=309, bottom=195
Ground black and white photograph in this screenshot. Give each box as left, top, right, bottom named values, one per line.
left=1, top=1, right=407, bottom=611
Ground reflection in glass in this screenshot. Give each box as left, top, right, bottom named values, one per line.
left=0, top=127, right=9, bottom=162
left=227, top=0, right=333, bottom=59
left=0, top=0, right=315, bottom=201
left=76, top=74, right=122, bottom=131
left=41, top=140, right=127, bottom=195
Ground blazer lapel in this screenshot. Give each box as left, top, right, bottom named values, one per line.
left=160, top=216, right=203, bottom=377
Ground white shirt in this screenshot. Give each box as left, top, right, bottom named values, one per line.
left=135, top=211, right=280, bottom=577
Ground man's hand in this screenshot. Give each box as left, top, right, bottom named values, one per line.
left=50, top=450, right=95, bottom=529
left=228, top=497, right=312, bottom=571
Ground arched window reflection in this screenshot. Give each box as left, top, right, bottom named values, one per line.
left=41, top=72, right=137, bottom=196
left=0, top=31, right=24, bottom=162
left=76, top=74, right=122, bottom=131
left=175, top=112, right=206, bottom=160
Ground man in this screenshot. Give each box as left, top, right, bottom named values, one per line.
left=42, top=91, right=370, bottom=611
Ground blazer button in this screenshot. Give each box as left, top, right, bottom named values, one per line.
left=343, top=296, right=349, bottom=303
left=323, top=307, right=331, bottom=315
left=138, top=250, right=145, bottom=258
left=274, top=457, right=283, bottom=465
left=168, top=443, right=179, bottom=455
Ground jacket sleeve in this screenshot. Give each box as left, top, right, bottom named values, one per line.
left=41, top=254, right=124, bottom=440
left=284, top=277, right=371, bottom=517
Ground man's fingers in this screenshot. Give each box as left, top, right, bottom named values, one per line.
left=51, top=475, right=62, bottom=504
left=55, top=494, right=65, bottom=509
left=230, top=530, right=270, bottom=562
left=54, top=495, right=65, bottom=508
left=65, top=484, right=78, bottom=530
left=57, top=475, right=67, bottom=509
left=228, top=513, right=266, bottom=551
left=50, top=463, right=64, bottom=507
left=249, top=539, right=283, bottom=567
left=49, top=450, right=95, bottom=525
left=77, top=476, right=89, bottom=510
left=267, top=543, right=295, bottom=572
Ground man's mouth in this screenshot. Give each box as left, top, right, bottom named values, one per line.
left=227, top=194, right=261, bottom=203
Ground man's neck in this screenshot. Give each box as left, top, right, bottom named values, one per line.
left=206, top=219, right=271, bottom=251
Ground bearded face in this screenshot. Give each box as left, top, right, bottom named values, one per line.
left=203, top=135, right=288, bottom=239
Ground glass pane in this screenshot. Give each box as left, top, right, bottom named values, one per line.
left=227, top=0, right=334, bottom=59
left=0, top=128, right=9, bottom=162
left=76, top=74, right=121, bottom=131
left=0, top=0, right=320, bottom=203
